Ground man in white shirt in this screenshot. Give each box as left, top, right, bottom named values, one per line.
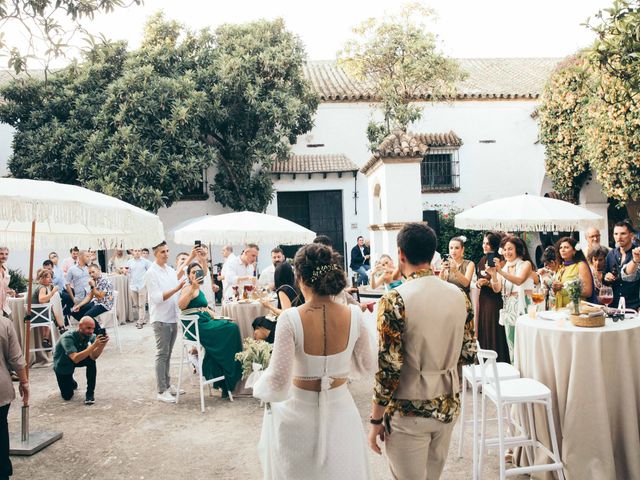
left=258, top=247, right=285, bottom=291
left=61, top=246, right=79, bottom=274
left=222, top=244, right=258, bottom=299
left=144, top=241, right=186, bottom=403
left=127, top=249, right=152, bottom=329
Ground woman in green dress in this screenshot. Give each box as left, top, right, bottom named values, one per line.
left=178, top=262, right=243, bottom=396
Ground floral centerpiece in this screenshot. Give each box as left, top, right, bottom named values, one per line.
left=565, top=279, right=583, bottom=315
left=235, top=337, right=273, bottom=383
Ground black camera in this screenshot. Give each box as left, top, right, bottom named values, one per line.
left=95, top=325, right=107, bottom=336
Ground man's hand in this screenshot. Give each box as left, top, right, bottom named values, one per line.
left=71, top=305, right=80, bottom=313
left=19, top=382, right=29, bottom=406
left=88, top=279, right=96, bottom=288
left=359, top=303, right=367, bottom=312
left=7, top=288, right=16, bottom=298
left=97, top=334, right=109, bottom=345
left=633, top=247, right=640, bottom=263
left=368, top=424, right=385, bottom=455
left=605, top=272, right=617, bottom=283
left=177, top=279, right=187, bottom=291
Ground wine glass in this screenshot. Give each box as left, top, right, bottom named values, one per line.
left=530, top=284, right=545, bottom=316
left=598, top=286, right=614, bottom=310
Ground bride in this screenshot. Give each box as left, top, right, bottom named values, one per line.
left=253, top=243, right=376, bottom=479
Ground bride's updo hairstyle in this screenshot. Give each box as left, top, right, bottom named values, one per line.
left=294, top=243, right=347, bottom=296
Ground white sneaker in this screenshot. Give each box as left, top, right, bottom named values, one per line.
left=169, top=385, right=186, bottom=396
left=157, top=390, right=176, bottom=403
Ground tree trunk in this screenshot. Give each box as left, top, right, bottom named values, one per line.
left=625, top=200, right=640, bottom=227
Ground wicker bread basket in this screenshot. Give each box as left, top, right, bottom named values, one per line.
left=569, top=304, right=605, bottom=327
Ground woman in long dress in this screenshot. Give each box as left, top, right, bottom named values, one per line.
left=486, top=235, right=534, bottom=361
left=475, top=232, right=510, bottom=363
left=178, top=262, right=243, bottom=397
left=253, top=243, right=376, bottom=480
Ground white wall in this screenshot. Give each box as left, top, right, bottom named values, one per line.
left=0, top=123, right=14, bottom=176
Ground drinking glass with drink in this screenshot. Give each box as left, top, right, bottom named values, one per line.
left=598, top=286, right=614, bottom=310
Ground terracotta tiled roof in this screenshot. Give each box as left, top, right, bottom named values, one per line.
left=304, top=58, right=561, bottom=101
left=270, top=153, right=359, bottom=175
left=2, top=58, right=560, bottom=104
left=360, top=130, right=462, bottom=175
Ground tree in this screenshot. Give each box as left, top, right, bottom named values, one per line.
left=539, top=0, right=640, bottom=221
left=199, top=19, right=319, bottom=211
left=0, top=0, right=141, bottom=75
left=538, top=53, right=593, bottom=200
left=587, top=0, right=640, bottom=108
left=0, top=14, right=318, bottom=213
left=0, top=41, right=129, bottom=184
left=339, top=3, right=465, bottom=151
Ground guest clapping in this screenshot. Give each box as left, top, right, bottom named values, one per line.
left=439, top=236, right=475, bottom=296
left=551, top=237, right=595, bottom=308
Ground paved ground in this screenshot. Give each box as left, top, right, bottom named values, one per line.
left=8, top=323, right=521, bottom=479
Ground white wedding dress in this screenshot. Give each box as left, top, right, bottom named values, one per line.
left=252, top=305, right=376, bottom=480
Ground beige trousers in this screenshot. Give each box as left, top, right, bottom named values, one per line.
left=129, top=287, right=147, bottom=324
left=385, top=415, right=456, bottom=480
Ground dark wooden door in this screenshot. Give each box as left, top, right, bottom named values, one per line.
left=277, top=190, right=344, bottom=258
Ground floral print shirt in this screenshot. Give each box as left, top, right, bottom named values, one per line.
left=93, top=276, right=114, bottom=311
left=373, top=268, right=476, bottom=423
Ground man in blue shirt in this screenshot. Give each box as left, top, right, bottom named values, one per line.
left=53, top=316, right=108, bottom=404
left=604, top=220, right=640, bottom=309
left=65, top=250, right=91, bottom=320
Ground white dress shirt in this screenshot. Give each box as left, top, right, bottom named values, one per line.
left=144, top=262, right=180, bottom=324
left=127, top=257, right=151, bottom=291
left=258, top=264, right=275, bottom=289
left=222, top=255, right=255, bottom=298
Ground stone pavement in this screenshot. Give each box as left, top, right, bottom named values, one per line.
left=9, top=323, right=525, bottom=479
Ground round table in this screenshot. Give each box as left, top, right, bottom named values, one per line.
left=221, top=301, right=272, bottom=342
left=221, top=301, right=273, bottom=396
left=514, top=314, right=640, bottom=480
left=106, top=274, right=131, bottom=324
left=8, top=294, right=63, bottom=366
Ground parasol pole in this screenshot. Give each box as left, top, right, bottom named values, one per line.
left=10, top=219, right=63, bottom=455
left=21, top=220, right=36, bottom=441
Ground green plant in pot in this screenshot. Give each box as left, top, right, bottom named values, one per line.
left=565, top=279, right=583, bottom=315
left=8, top=268, right=28, bottom=295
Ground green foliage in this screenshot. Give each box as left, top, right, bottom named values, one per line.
left=587, top=0, right=640, bottom=108
left=540, top=0, right=640, bottom=209
left=8, top=268, right=27, bottom=293
left=0, top=0, right=141, bottom=75
left=201, top=19, right=319, bottom=212
left=538, top=53, right=593, bottom=200
left=0, top=14, right=318, bottom=213
left=434, top=206, right=485, bottom=264
left=339, top=3, right=465, bottom=151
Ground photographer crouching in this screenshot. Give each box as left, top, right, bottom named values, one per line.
left=53, top=316, right=109, bottom=405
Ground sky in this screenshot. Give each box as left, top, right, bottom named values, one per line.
left=81, top=0, right=611, bottom=60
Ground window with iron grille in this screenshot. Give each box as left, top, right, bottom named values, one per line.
left=178, top=169, right=209, bottom=200
left=420, top=148, right=460, bottom=192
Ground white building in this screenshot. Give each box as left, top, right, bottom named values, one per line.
left=6, top=58, right=600, bottom=271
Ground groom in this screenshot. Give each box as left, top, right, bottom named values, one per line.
left=369, top=222, right=476, bottom=479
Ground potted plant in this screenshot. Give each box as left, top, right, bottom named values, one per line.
left=566, top=278, right=605, bottom=327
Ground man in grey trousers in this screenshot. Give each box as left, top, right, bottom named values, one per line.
left=144, top=241, right=186, bottom=403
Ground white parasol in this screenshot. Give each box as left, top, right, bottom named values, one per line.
left=0, top=178, right=164, bottom=249
left=0, top=178, right=165, bottom=455
left=454, top=194, right=606, bottom=232
left=171, top=211, right=316, bottom=246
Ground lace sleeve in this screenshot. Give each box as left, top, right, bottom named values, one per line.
left=252, top=310, right=296, bottom=403
left=350, top=307, right=377, bottom=379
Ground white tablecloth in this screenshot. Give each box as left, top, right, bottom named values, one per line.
left=8, top=295, right=63, bottom=366
left=514, top=314, right=640, bottom=480
left=106, top=274, right=131, bottom=324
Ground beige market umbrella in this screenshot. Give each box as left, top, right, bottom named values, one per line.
left=0, top=178, right=164, bottom=455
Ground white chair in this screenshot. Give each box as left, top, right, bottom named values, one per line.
left=176, top=314, right=233, bottom=413
left=458, top=343, right=521, bottom=480
left=28, top=303, right=57, bottom=355
left=477, top=348, right=565, bottom=480
left=96, top=290, right=121, bottom=352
